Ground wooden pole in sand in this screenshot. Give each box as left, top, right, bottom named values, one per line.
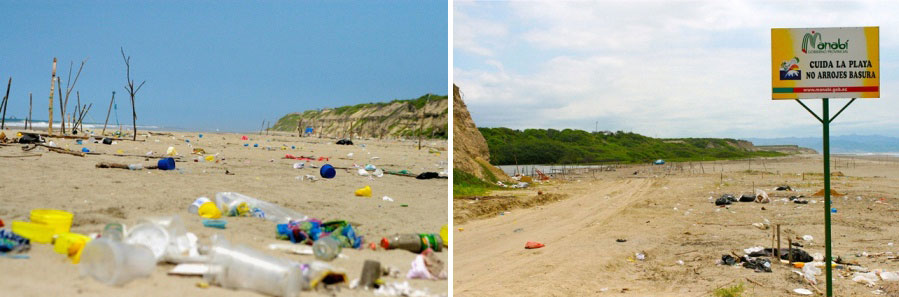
left=0, top=77, right=10, bottom=130
left=58, top=78, right=65, bottom=134
left=48, top=58, right=57, bottom=135
left=418, top=94, right=429, bottom=150
left=102, top=91, right=115, bottom=135
left=27, top=93, right=32, bottom=130
left=776, top=224, right=781, bottom=259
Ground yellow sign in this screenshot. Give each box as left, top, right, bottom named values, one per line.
left=771, top=27, right=879, bottom=99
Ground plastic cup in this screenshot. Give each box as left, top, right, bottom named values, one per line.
left=30, top=209, right=74, bottom=234
left=79, top=238, right=156, bottom=286
left=157, top=157, right=176, bottom=170
left=11, top=221, right=54, bottom=244
left=320, top=164, right=336, bottom=179
left=102, top=223, right=126, bottom=241
left=125, top=223, right=170, bottom=261
left=205, top=237, right=302, bottom=297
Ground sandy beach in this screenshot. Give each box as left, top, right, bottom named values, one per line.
left=0, top=129, right=448, bottom=297
left=455, top=155, right=899, bottom=296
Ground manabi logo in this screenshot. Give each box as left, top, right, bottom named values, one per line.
left=779, top=57, right=800, bottom=80
left=801, top=30, right=849, bottom=54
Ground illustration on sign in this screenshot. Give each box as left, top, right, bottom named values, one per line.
left=771, top=27, right=879, bottom=99
left=779, top=57, right=801, bottom=80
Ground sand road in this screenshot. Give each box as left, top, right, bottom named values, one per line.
left=455, top=156, right=899, bottom=296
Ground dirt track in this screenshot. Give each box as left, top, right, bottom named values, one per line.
left=455, top=155, right=899, bottom=296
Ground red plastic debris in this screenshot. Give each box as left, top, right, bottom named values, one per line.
left=525, top=241, right=545, bottom=249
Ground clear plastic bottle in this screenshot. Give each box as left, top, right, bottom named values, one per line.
left=128, top=164, right=143, bottom=170
left=312, top=236, right=341, bottom=261
left=214, top=192, right=307, bottom=224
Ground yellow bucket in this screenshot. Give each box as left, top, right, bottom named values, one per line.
left=12, top=221, right=54, bottom=244
left=30, top=209, right=74, bottom=235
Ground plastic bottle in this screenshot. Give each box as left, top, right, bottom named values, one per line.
left=380, top=233, right=443, bottom=253
left=214, top=192, right=307, bottom=224
left=312, top=236, right=341, bottom=261
left=128, top=164, right=143, bottom=170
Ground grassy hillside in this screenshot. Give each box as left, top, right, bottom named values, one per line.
left=479, top=127, right=785, bottom=165
left=271, top=94, right=448, bottom=138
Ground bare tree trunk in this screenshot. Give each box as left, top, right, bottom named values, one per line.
left=102, top=91, right=115, bottom=135
left=1, top=77, right=10, bottom=130
left=131, top=96, right=137, bottom=140
left=48, top=58, right=57, bottom=135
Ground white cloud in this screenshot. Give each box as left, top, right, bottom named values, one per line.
left=454, top=0, right=899, bottom=138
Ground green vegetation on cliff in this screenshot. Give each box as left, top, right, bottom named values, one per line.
left=271, top=94, right=448, bottom=138
left=479, top=127, right=784, bottom=165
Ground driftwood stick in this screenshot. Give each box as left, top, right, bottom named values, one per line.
left=744, top=277, right=766, bottom=288
left=0, top=154, right=42, bottom=158
left=45, top=146, right=85, bottom=157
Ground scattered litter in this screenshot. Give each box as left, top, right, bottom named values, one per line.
left=793, top=288, right=813, bottom=295
left=382, top=196, right=394, bottom=202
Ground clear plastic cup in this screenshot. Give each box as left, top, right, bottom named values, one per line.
left=205, top=236, right=302, bottom=297
left=125, top=223, right=170, bottom=261
left=79, top=238, right=156, bottom=286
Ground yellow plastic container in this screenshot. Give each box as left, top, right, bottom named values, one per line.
left=54, top=232, right=90, bottom=255
left=12, top=221, right=55, bottom=244
left=205, top=155, right=215, bottom=162
left=439, top=224, right=449, bottom=247
left=30, top=209, right=74, bottom=234
left=198, top=202, right=222, bottom=219
left=354, top=186, right=372, bottom=197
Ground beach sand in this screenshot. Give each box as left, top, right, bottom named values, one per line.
left=0, top=129, right=448, bottom=297
left=455, top=154, right=899, bottom=296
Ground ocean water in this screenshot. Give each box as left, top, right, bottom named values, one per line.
left=0, top=119, right=160, bottom=131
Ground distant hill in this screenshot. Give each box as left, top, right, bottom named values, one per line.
left=479, top=128, right=786, bottom=165
left=271, top=94, right=448, bottom=139
left=745, top=135, right=899, bottom=154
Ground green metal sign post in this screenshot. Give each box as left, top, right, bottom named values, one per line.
left=795, top=97, right=855, bottom=296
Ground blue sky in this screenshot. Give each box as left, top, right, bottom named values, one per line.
left=455, top=1, right=899, bottom=139
left=0, top=1, right=447, bottom=132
